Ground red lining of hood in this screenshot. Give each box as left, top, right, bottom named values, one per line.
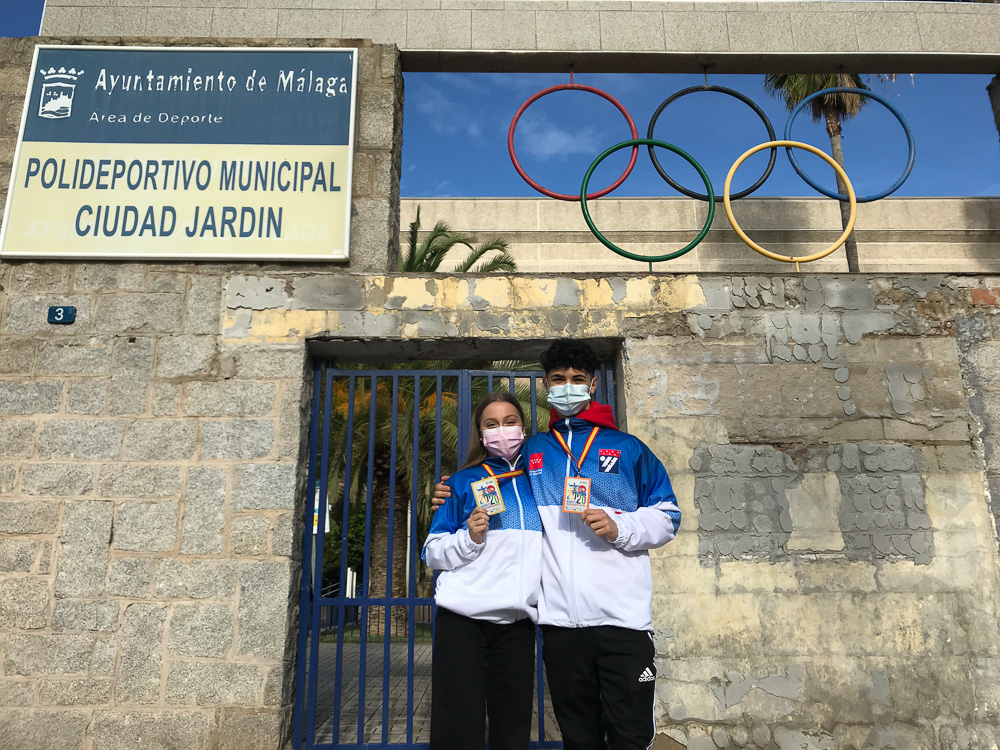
left=548, top=402, right=618, bottom=430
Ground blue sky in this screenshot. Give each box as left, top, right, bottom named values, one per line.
left=401, top=71, right=1000, bottom=199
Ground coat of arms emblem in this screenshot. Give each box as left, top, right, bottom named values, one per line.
left=38, top=66, right=83, bottom=119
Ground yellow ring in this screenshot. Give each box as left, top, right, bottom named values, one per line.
left=723, top=140, right=858, bottom=264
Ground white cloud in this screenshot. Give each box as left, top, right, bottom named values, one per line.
left=518, top=114, right=605, bottom=161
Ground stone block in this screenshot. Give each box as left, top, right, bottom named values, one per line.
left=272, top=513, right=296, bottom=558
left=90, top=638, right=116, bottom=676
left=599, top=10, right=665, bottom=50
left=211, top=7, right=279, bottom=35
left=727, top=10, right=794, bottom=52
left=168, top=603, right=233, bottom=658
left=535, top=10, right=600, bottom=50
left=0, top=501, right=60, bottom=534
left=349, top=200, right=393, bottom=272
left=116, top=603, right=167, bottom=704
left=276, top=9, right=344, bottom=37
left=4, top=634, right=94, bottom=675
left=357, top=87, right=397, bottom=150
left=156, top=335, right=217, bottom=379
left=0, top=339, right=36, bottom=374
left=201, top=420, right=275, bottom=459
left=0, top=464, right=14, bottom=494
left=39, top=419, right=125, bottom=460
left=406, top=9, right=471, bottom=48
left=95, top=295, right=182, bottom=333
left=239, top=561, right=292, bottom=659
left=232, top=516, right=270, bottom=556
left=155, top=560, right=238, bottom=600
left=113, top=501, right=179, bottom=552
left=0, top=680, right=32, bottom=707
left=263, top=664, right=288, bottom=706
left=470, top=10, right=536, bottom=49
left=0, top=539, right=37, bottom=572
left=234, top=463, right=298, bottom=510
left=290, top=275, right=366, bottom=311
left=145, top=7, right=215, bottom=36
left=342, top=9, right=406, bottom=43
left=0, top=381, right=62, bottom=415
left=99, top=465, right=182, bottom=498
left=123, top=420, right=198, bottom=461
left=7, top=264, right=71, bottom=292
left=153, top=384, right=180, bottom=416
left=146, top=271, right=187, bottom=294
left=107, top=557, right=153, bottom=598
left=38, top=338, right=114, bottom=375
left=278, top=380, right=308, bottom=460
left=67, top=380, right=107, bottom=415
left=21, top=463, right=95, bottom=497
left=0, top=419, right=35, bottom=459
left=91, top=711, right=213, bottom=750
left=184, top=381, right=276, bottom=417
left=0, top=710, right=88, bottom=750
left=186, top=274, right=223, bottom=335
left=37, top=677, right=112, bottom=706
left=55, top=501, right=113, bottom=599
left=219, top=712, right=282, bottom=750
left=180, top=466, right=227, bottom=555
left=0, top=577, right=50, bottom=629
left=167, top=661, right=261, bottom=706
left=108, top=337, right=153, bottom=416
left=52, top=600, right=119, bottom=632
left=229, top=345, right=307, bottom=380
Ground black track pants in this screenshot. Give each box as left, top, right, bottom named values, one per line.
left=430, top=607, right=535, bottom=750
left=541, top=626, right=656, bottom=750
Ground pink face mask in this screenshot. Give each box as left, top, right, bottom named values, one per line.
left=482, top=426, right=525, bottom=462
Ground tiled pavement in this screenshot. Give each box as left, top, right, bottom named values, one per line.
left=305, top=641, right=561, bottom=745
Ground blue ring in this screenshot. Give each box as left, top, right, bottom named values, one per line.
left=783, top=86, right=915, bottom=203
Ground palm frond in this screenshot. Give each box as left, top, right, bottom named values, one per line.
left=470, top=252, right=517, bottom=274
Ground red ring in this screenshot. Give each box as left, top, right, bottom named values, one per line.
left=508, top=84, right=639, bottom=201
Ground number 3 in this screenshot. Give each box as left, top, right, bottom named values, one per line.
left=53, top=308, right=65, bottom=321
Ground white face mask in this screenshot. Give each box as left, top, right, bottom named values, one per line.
left=547, top=383, right=592, bottom=416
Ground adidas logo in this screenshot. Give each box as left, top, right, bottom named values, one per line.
left=638, top=667, right=655, bottom=683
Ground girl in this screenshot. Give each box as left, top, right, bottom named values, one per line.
left=422, top=392, right=541, bottom=750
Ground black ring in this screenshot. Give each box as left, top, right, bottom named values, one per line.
left=646, top=85, right=778, bottom=202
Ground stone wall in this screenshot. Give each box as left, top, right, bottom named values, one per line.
left=0, top=36, right=402, bottom=750
left=220, top=269, right=1000, bottom=749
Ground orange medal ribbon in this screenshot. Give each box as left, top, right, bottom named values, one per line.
left=551, top=427, right=600, bottom=475
left=482, top=464, right=524, bottom=480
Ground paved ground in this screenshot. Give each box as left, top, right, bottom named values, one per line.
left=305, top=641, right=561, bottom=745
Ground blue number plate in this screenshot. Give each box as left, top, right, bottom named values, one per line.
left=47, top=306, right=76, bottom=325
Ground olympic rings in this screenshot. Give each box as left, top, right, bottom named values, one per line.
left=784, top=86, right=916, bottom=203
left=646, top=85, right=778, bottom=202
left=507, top=83, right=639, bottom=201
left=724, top=140, right=857, bottom=264
left=581, top=139, right=715, bottom=263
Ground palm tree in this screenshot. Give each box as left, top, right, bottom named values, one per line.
left=763, top=73, right=872, bottom=273
left=400, top=207, right=516, bottom=273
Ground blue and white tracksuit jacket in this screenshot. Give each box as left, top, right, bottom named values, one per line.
left=525, top=414, right=680, bottom=632
left=421, top=454, right=542, bottom=624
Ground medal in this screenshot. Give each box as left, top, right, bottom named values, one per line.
left=470, top=464, right=523, bottom=516
left=552, top=426, right=600, bottom=514
left=562, top=476, right=591, bottom=514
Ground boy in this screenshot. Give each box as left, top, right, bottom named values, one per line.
left=434, top=341, right=680, bottom=750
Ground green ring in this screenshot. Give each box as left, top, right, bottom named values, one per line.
left=580, top=138, right=715, bottom=263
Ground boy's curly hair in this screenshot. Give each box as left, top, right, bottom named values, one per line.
left=539, top=341, right=598, bottom=377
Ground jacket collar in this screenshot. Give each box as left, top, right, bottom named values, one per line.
left=548, top=402, right=618, bottom=432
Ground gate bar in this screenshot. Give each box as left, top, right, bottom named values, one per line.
left=358, top=375, right=379, bottom=744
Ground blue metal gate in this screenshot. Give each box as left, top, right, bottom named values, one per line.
left=294, top=361, right=616, bottom=750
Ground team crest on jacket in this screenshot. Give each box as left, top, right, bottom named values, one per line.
left=598, top=449, right=620, bottom=474
left=529, top=453, right=544, bottom=474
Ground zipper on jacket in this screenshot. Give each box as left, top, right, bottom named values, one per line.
left=508, top=455, right=526, bottom=613
left=565, top=419, right=581, bottom=627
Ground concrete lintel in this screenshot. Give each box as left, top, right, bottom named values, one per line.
left=403, top=49, right=1000, bottom=75
left=307, top=336, right=622, bottom=362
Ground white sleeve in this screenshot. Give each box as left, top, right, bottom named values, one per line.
left=610, top=501, right=680, bottom=552
left=421, top=529, right=485, bottom=571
